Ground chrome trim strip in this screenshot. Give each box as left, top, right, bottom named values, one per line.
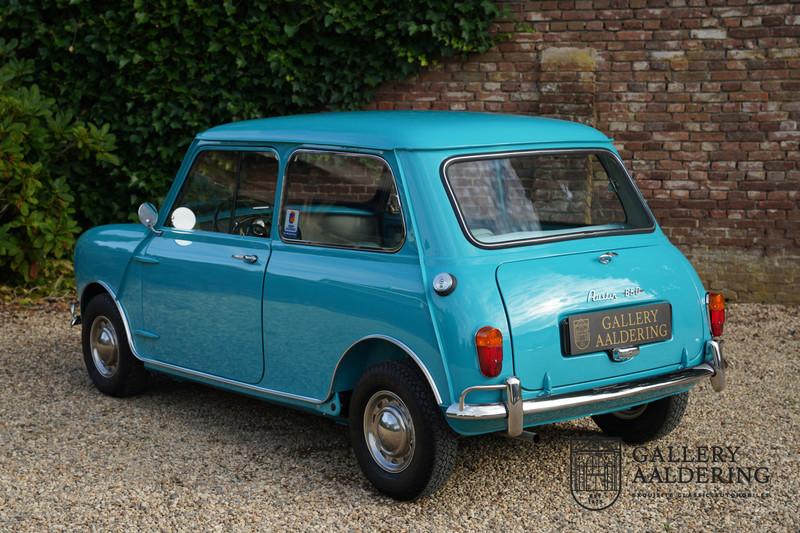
left=83, top=281, right=137, bottom=355
left=81, top=283, right=445, bottom=406
left=330, top=334, right=444, bottom=405
left=439, top=148, right=657, bottom=250
left=447, top=342, right=727, bottom=435
left=134, top=329, right=160, bottom=339
left=141, top=358, right=321, bottom=404
left=80, top=281, right=324, bottom=405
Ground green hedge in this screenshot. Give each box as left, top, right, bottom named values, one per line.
left=0, top=39, right=119, bottom=287
left=2, top=0, right=502, bottom=231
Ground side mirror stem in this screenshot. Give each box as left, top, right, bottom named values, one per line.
left=137, top=202, right=163, bottom=236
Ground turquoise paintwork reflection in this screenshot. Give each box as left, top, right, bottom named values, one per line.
left=138, top=228, right=270, bottom=384
left=497, top=243, right=707, bottom=391
left=261, top=241, right=443, bottom=401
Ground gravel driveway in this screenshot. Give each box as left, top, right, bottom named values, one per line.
left=1, top=302, right=797, bottom=531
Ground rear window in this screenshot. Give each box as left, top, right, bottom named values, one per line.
left=443, top=151, right=653, bottom=246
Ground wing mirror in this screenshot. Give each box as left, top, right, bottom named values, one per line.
left=137, top=202, right=163, bottom=235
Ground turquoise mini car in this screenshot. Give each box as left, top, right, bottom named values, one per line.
left=72, top=111, right=727, bottom=500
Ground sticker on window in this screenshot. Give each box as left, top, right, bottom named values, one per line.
left=283, top=209, right=300, bottom=238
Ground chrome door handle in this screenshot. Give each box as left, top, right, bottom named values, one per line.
left=611, top=346, right=640, bottom=362
left=598, top=251, right=618, bottom=264
left=232, top=254, right=258, bottom=264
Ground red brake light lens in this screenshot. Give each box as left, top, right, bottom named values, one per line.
left=476, top=326, right=503, bottom=377
left=708, top=292, right=725, bottom=337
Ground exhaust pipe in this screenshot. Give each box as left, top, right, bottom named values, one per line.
left=505, top=430, right=540, bottom=443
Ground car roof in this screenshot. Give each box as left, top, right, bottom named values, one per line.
left=196, top=111, right=611, bottom=150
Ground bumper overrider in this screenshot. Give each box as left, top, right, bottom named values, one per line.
left=70, top=302, right=82, bottom=327
left=446, top=340, right=727, bottom=437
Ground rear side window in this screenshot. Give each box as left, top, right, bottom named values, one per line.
left=443, top=151, right=653, bottom=246
left=169, top=150, right=278, bottom=237
left=280, top=151, right=404, bottom=251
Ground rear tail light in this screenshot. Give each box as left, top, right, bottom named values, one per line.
left=708, top=292, right=725, bottom=337
left=475, top=326, right=503, bottom=377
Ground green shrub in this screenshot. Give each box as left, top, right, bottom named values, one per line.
left=2, top=1, right=502, bottom=229
left=0, top=39, right=119, bottom=287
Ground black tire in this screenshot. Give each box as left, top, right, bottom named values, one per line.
left=591, top=392, right=689, bottom=444
left=81, top=293, right=148, bottom=397
left=349, top=361, right=457, bottom=500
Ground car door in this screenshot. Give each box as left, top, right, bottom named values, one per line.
left=137, top=148, right=279, bottom=384
left=262, top=149, right=416, bottom=400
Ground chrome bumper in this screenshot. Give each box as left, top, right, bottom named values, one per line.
left=70, top=301, right=81, bottom=327
left=446, top=340, right=727, bottom=437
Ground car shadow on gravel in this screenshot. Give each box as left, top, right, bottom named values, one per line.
left=106, top=370, right=608, bottom=494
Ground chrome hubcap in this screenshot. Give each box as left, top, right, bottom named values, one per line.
left=613, top=404, right=647, bottom=420
left=90, top=315, right=119, bottom=378
left=363, top=390, right=415, bottom=473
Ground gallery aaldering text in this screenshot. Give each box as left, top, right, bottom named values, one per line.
left=631, top=446, right=770, bottom=484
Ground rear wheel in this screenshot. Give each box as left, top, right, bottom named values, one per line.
left=349, top=361, right=457, bottom=500
left=592, top=392, right=689, bottom=444
left=82, top=293, right=148, bottom=397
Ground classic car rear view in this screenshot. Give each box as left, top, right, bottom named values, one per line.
left=435, top=147, right=725, bottom=439
left=72, top=112, right=727, bottom=501
left=446, top=151, right=703, bottom=388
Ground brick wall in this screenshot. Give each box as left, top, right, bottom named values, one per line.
left=367, top=0, right=800, bottom=303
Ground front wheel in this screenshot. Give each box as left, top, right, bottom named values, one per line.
left=349, top=361, right=457, bottom=500
left=592, top=392, right=689, bottom=444
left=81, top=293, right=149, bottom=397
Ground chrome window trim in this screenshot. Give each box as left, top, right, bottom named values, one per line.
left=78, top=282, right=443, bottom=406
left=276, top=148, right=407, bottom=254
left=165, top=146, right=280, bottom=237
left=439, top=148, right=657, bottom=250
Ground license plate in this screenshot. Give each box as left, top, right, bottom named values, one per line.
left=563, top=302, right=672, bottom=356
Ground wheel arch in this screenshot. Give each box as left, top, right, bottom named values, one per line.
left=80, top=281, right=112, bottom=313
left=330, top=335, right=445, bottom=406
left=79, top=281, right=138, bottom=359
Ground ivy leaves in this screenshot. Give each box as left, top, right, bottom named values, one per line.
left=3, top=1, right=500, bottom=231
